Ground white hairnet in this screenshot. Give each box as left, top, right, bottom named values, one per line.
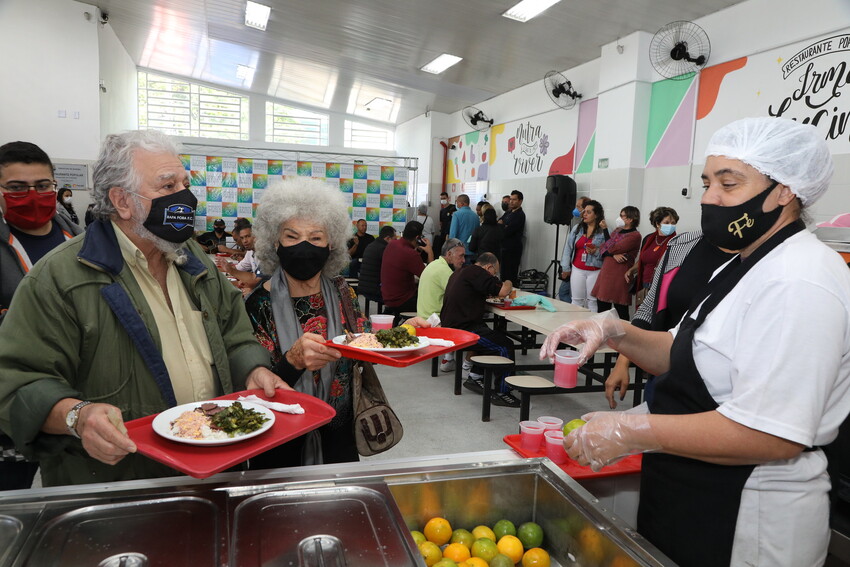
left=704, top=117, right=834, bottom=206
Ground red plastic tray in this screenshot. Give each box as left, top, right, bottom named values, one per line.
left=494, top=304, right=537, bottom=310
left=324, top=327, right=479, bottom=368
left=126, top=390, right=335, bottom=479
left=503, top=434, right=642, bottom=479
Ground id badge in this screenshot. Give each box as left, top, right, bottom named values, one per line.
left=581, top=252, right=587, bottom=263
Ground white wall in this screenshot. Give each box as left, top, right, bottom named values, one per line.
left=98, top=22, right=138, bottom=138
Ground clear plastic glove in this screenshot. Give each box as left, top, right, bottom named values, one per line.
left=539, top=308, right=625, bottom=365
left=564, top=411, right=660, bottom=472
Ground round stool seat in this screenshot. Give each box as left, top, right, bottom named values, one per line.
left=399, top=311, right=418, bottom=319
left=469, top=355, right=514, bottom=367
left=505, top=375, right=553, bottom=390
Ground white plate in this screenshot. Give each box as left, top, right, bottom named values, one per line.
left=331, top=333, right=431, bottom=355
left=152, top=400, right=275, bottom=446
left=485, top=298, right=505, bottom=305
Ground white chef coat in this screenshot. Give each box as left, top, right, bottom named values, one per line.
left=671, top=230, right=850, bottom=566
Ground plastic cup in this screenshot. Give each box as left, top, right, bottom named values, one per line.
left=370, top=314, right=395, bottom=330
left=554, top=349, right=581, bottom=389
left=503, top=298, right=512, bottom=307
left=536, top=416, right=563, bottom=432
left=544, top=430, right=568, bottom=464
left=519, top=420, right=546, bottom=451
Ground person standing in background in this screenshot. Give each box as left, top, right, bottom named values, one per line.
left=627, top=207, right=679, bottom=311
left=560, top=200, right=607, bottom=311
left=499, top=195, right=511, bottom=219
left=470, top=207, right=503, bottom=261
left=56, top=188, right=80, bottom=226
left=593, top=206, right=641, bottom=319
left=346, top=219, right=373, bottom=279
left=433, top=191, right=455, bottom=258
left=557, top=196, right=591, bottom=303
left=449, top=194, right=478, bottom=263
left=499, top=190, right=526, bottom=285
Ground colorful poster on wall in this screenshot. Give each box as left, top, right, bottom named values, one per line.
left=693, top=31, right=850, bottom=159
left=181, top=154, right=408, bottom=235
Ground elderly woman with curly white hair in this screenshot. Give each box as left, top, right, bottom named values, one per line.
left=244, top=177, right=427, bottom=467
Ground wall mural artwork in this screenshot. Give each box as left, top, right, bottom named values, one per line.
left=574, top=98, right=598, bottom=174
left=181, top=155, right=408, bottom=236
left=693, top=30, right=850, bottom=158
left=646, top=76, right=698, bottom=168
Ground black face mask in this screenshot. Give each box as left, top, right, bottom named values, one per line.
left=701, top=180, right=781, bottom=250
left=501, top=202, right=509, bottom=212
left=141, top=188, right=197, bottom=243
left=276, top=240, right=330, bottom=281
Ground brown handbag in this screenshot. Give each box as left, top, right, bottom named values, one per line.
left=334, top=277, right=404, bottom=455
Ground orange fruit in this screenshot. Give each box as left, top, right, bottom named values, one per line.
left=521, top=547, right=551, bottom=567
left=497, top=535, right=524, bottom=564
left=424, top=517, right=453, bottom=545
left=443, top=543, right=471, bottom=563
left=577, top=526, right=605, bottom=564
left=471, top=524, right=497, bottom=542
left=419, top=541, right=443, bottom=566
left=471, top=538, right=499, bottom=563
left=450, top=528, right=475, bottom=549
left=493, top=519, right=516, bottom=539
left=411, top=530, right=426, bottom=546
left=517, top=521, right=544, bottom=549
left=464, top=559, right=489, bottom=567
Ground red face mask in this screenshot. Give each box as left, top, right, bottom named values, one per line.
left=3, top=191, right=56, bottom=230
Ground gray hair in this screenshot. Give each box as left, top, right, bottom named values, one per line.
left=91, top=130, right=182, bottom=220
left=253, top=177, right=351, bottom=276
left=441, top=237, right=464, bottom=256
left=417, top=202, right=428, bottom=215
left=476, top=252, right=499, bottom=268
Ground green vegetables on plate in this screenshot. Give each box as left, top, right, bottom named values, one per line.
left=375, top=327, right=419, bottom=348
left=209, top=402, right=269, bottom=437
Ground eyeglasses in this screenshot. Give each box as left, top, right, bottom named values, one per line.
left=0, top=181, right=58, bottom=196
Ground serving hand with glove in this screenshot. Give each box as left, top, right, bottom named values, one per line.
left=565, top=408, right=661, bottom=472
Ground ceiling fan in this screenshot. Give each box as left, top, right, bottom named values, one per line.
left=649, top=20, right=711, bottom=80
left=543, top=70, right=582, bottom=110
left=462, top=106, right=494, bottom=131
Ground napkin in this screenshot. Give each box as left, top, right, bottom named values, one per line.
left=510, top=294, right=556, bottom=312
left=426, top=313, right=441, bottom=327
left=237, top=394, right=305, bottom=414
left=427, top=338, right=455, bottom=347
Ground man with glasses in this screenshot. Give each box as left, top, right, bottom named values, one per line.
left=0, top=141, right=83, bottom=490
left=0, top=131, right=286, bottom=487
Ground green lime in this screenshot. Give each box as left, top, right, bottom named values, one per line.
left=492, top=519, right=516, bottom=539
left=489, top=553, right=514, bottom=567
left=411, top=530, right=426, bottom=546
left=563, top=418, right=587, bottom=435
left=517, top=521, right=544, bottom=549
left=432, top=560, right=458, bottom=567
left=450, top=528, right=475, bottom=549
left=471, top=538, right=499, bottom=563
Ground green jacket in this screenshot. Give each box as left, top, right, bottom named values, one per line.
left=0, top=220, right=270, bottom=486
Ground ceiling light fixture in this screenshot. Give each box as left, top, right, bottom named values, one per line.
left=502, top=0, right=561, bottom=22
left=420, top=54, right=462, bottom=74
left=245, top=1, right=271, bottom=31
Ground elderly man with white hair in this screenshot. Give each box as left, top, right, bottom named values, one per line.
left=0, top=130, right=287, bottom=487
left=541, top=117, right=850, bottom=566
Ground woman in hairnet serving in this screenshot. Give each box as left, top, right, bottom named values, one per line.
left=541, top=117, right=850, bottom=567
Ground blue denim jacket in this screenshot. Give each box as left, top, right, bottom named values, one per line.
left=560, top=223, right=607, bottom=272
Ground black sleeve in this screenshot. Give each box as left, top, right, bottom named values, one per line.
left=272, top=351, right=305, bottom=387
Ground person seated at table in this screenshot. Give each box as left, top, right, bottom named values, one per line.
left=245, top=178, right=427, bottom=467
left=219, top=221, right=261, bottom=292
left=0, top=130, right=286, bottom=487
left=196, top=218, right=231, bottom=254
left=346, top=219, right=373, bottom=279
left=440, top=252, right=519, bottom=407
left=417, top=238, right=466, bottom=371
left=357, top=225, right=395, bottom=310
left=381, top=220, right=433, bottom=317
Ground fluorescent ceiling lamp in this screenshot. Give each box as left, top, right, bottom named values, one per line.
left=245, top=1, right=271, bottom=31
left=420, top=54, right=462, bottom=74
left=502, top=0, right=561, bottom=22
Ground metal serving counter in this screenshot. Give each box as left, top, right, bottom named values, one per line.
left=0, top=450, right=672, bottom=567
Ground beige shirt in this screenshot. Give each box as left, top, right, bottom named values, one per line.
left=113, top=222, right=216, bottom=404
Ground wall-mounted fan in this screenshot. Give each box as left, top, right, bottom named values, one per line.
left=649, top=20, right=711, bottom=80
left=543, top=70, right=582, bottom=110
left=462, top=106, right=494, bottom=131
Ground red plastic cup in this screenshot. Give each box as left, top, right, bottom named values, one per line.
left=554, top=349, right=581, bottom=388
left=503, top=298, right=512, bottom=307
left=370, top=314, right=394, bottom=330
left=544, top=430, right=568, bottom=464
left=519, top=420, right=545, bottom=451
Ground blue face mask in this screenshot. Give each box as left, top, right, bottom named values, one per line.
left=659, top=224, right=676, bottom=236
left=572, top=208, right=581, bottom=217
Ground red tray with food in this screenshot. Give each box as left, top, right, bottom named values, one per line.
left=503, top=434, right=642, bottom=479
left=126, top=389, right=335, bottom=479
left=324, top=327, right=479, bottom=368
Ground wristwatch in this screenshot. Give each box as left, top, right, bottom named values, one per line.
left=65, top=401, right=93, bottom=439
